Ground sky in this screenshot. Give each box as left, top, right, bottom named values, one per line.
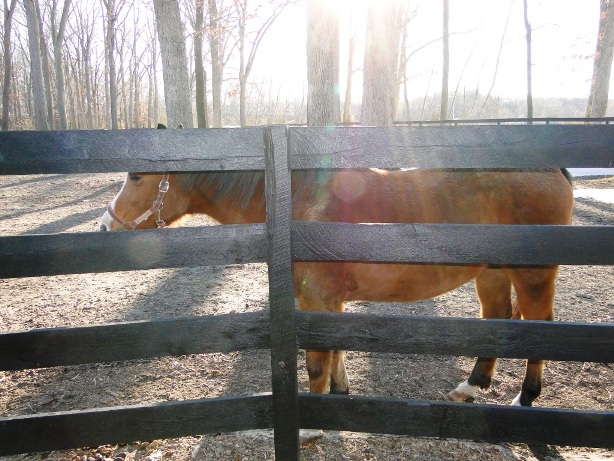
left=251, top=0, right=603, bottom=104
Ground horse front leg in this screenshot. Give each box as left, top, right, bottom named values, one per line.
left=306, top=349, right=334, bottom=393
left=305, top=349, right=349, bottom=394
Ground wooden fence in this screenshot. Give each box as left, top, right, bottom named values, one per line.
left=0, top=124, right=613, bottom=459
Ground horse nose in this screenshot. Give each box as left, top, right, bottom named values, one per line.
left=99, top=224, right=108, bottom=231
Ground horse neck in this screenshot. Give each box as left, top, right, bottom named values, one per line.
left=184, top=172, right=267, bottom=224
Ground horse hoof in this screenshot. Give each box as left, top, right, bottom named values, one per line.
left=300, top=429, right=324, bottom=447
left=447, top=380, right=478, bottom=402
left=447, top=389, right=475, bottom=402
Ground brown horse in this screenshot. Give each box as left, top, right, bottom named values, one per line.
left=99, top=140, right=574, bottom=407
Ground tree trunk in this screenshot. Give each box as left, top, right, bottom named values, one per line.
left=208, top=0, right=222, bottom=127
left=362, top=0, right=396, bottom=126
left=153, top=0, right=194, bottom=128
left=587, top=0, right=614, bottom=118
left=83, top=26, right=94, bottom=128
left=36, top=1, right=54, bottom=129
left=1, top=0, right=17, bottom=131
left=342, top=5, right=355, bottom=123
left=51, top=0, right=72, bottom=130
left=194, top=0, right=208, bottom=128
left=24, top=0, right=49, bottom=130
left=523, top=0, right=533, bottom=119
left=306, top=0, right=340, bottom=126
left=441, top=0, right=450, bottom=120
left=238, top=2, right=247, bottom=127
left=103, top=0, right=119, bottom=129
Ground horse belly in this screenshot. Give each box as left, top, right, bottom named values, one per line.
left=295, top=262, right=483, bottom=305
left=344, top=263, right=483, bottom=302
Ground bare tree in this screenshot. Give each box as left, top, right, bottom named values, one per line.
left=235, top=0, right=291, bottom=127
left=587, top=0, right=614, bottom=117
left=441, top=0, right=449, bottom=120
left=342, top=4, right=355, bottom=123
left=73, top=1, right=97, bottom=129
left=101, top=0, right=122, bottom=129
left=523, top=0, right=533, bottom=119
left=35, top=1, right=54, bottom=128
left=1, top=0, right=17, bottom=130
left=153, top=0, right=194, bottom=127
left=24, top=0, right=49, bottom=130
left=362, top=0, right=396, bottom=125
left=478, top=1, right=513, bottom=117
left=207, top=0, right=223, bottom=127
left=306, top=0, right=339, bottom=126
left=194, top=0, right=208, bottom=128
left=50, top=0, right=72, bottom=130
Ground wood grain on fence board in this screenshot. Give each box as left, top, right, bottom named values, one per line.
left=296, top=311, right=614, bottom=362
left=0, top=311, right=270, bottom=371
left=299, top=394, right=614, bottom=448
left=264, top=125, right=300, bottom=460
left=0, top=224, right=267, bottom=278
left=289, top=125, right=614, bottom=169
left=0, top=128, right=266, bottom=174
left=0, top=394, right=273, bottom=456
left=293, top=222, right=614, bottom=266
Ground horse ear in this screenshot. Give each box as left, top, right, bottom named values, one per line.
left=157, top=123, right=167, bottom=129
left=176, top=124, right=184, bottom=129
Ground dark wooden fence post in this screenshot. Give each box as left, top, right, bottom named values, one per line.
left=264, top=125, right=299, bottom=460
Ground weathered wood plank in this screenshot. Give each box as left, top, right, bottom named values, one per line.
left=299, top=394, right=614, bottom=448
left=0, top=128, right=265, bottom=174
left=0, top=311, right=270, bottom=371
left=0, top=394, right=273, bottom=456
left=289, top=125, right=614, bottom=169
left=293, top=222, right=614, bottom=266
left=0, top=224, right=267, bottom=278
left=296, top=311, right=614, bottom=362
left=264, top=125, right=300, bottom=460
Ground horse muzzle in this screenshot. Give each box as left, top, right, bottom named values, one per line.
left=98, top=209, right=115, bottom=231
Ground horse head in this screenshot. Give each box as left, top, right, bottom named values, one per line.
left=98, top=124, right=189, bottom=231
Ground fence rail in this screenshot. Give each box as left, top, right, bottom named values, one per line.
left=0, top=123, right=613, bottom=459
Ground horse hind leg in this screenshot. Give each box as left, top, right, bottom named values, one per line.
left=330, top=350, right=349, bottom=394
left=506, top=267, right=557, bottom=407
left=448, top=269, right=513, bottom=402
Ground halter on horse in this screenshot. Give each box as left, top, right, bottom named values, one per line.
left=101, top=173, right=170, bottom=230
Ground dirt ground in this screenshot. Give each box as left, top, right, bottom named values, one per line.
left=0, top=173, right=612, bottom=461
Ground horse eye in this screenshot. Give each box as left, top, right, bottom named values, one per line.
left=129, top=174, right=142, bottom=182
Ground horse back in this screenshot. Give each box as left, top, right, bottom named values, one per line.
left=292, top=169, right=574, bottom=226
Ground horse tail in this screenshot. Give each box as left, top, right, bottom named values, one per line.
left=511, top=292, right=522, bottom=320
left=561, top=168, right=573, bottom=186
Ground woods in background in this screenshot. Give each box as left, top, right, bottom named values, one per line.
left=0, top=0, right=613, bottom=131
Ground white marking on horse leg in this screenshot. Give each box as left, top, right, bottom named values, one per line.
left=511, top=391, right=523, bottom=406
left=447, top=380, right=479, bottom=402
left=300, top=429, right=324, bottom=443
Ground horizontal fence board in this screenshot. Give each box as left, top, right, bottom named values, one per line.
left=0, top=128, right=266, bottom=174
left=289, top=125, right=614, bottom=169
left=395, top=117, right=614, bottom=126
left=0, top=394, right=273, bottom=456
left=0, top=311, right=270, bottom=371
left=0, top=224, right=267, bottom=278
left=293, top=222, right=614, bottom=266
left=299, top=394, right=614, bottom=448
left=296, top=311, right=614, bottom=362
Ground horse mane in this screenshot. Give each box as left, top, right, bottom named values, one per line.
left=175, top=170, right=331, bottom=209
left=176, top=171, right=265, bottom=209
